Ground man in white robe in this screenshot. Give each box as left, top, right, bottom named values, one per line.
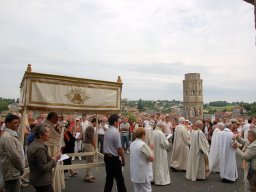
left=170, top=117, right=190, bottom=171
left=219, top=122, right=238, bottom=183
left=186, top=120, right=210, bottom=181
left=130, top=127, right=154, bottom=192
left=152, top=122, right=171, bottom=185
left=209, top=122, right=225, bottom=173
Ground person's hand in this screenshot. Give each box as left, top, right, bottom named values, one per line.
left=150, top=144, right=154, bottom=150
left=232, top=142, right=239, bottom=149
left=54, top=153, right=61, bottom=161
left=232, top=134, right=239, bottom=140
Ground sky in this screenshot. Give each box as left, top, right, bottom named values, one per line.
left=0, top=0, right=255, bottom=103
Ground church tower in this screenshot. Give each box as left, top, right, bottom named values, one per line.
left=183, top=73, right=203, bottom=120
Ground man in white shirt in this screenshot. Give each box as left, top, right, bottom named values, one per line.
left=80, top=114, right=90, bottom=134
left=130, top=127, right=154, bottom=192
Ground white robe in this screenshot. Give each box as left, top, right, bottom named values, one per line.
left=152, top=127, right=171, bottom=185
left=170, top=124, right=190, bottom=170
left=209, top=128, right=222, bottom=173
left=186, top=129, right=210, bottom=181
left=219, top=128, right=238, bottom=181
left=144, top=125, right=153, bottom=147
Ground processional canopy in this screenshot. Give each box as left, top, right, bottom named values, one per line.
left=20, top=64, right=122, bottom=113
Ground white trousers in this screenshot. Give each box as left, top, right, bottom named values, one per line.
left=133, top=180, right=152, bottom=192
left=74, top=140, right=82, bottom=152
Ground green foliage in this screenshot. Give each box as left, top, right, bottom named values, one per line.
left=209, top=101, right=228, bottom=107
left=241, top=102, right=256, bottom=116
left=137, top=99, right=144, bottom=112
left=0, top=97, right=16, bottom=112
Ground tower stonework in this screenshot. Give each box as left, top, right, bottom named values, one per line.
left=183, top=73, right=203, bottom=120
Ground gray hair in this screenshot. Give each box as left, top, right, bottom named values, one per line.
left=195, top=120, right=203, bottom=126
left=225, top=122, right=232, bottom=129
left=156, top=121, right=165, bottom=131
left=248, top=128, right=256, bottom=138
left=179, top=117, right=185, bottom=124
left=34, top=124, right=49, bottom=138
left=217, top=122, right=225, bottom=130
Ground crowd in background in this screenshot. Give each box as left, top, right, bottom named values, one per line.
left=0, top=112, right=256, bottom=192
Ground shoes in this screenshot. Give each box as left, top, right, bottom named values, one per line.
left=84, top=178, right=95, bottom=183
left=70, top=172, right=78, bottom=177
left=170, top=167, right=177, bottom=172
left=91, top=176, right=96, bottom=180
left=21, top=178, right=29, bottom=183
left=65, top=177, right=70, bottom=180
left=20, top=182, right=29, bottom=188
left=72, top=157, right=75, bottom=161
left=221, top=178, right=234, bottom=183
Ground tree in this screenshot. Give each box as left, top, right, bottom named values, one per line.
left=137, top=99, right=144, bottom=112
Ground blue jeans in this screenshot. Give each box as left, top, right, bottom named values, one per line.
left=121, top=133, right=129, bottom=150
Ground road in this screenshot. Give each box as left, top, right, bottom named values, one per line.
left=22, top=154, right=244, bottom=192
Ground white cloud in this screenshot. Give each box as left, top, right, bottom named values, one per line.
left=0, top=0, right=255, bottom=103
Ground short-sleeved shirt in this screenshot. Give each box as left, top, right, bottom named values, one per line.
left=103, top=125, right=122, bottom=156
left=140, top=143, right=153, bottom=159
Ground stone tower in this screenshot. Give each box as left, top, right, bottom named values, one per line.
left=183, top=73, right=203, bottom=120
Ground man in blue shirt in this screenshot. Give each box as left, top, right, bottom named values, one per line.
left=103, top=114, right=127, bottom=192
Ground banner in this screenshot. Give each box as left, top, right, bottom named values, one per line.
left=20, top=72, right=122, bottom=112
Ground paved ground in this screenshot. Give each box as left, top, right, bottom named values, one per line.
left=22, top=154, right=244, bottom=192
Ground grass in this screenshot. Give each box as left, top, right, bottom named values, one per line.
left=207, top=105, right=238, bottom=112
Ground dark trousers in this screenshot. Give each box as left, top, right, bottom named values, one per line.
left=4, top=179, right=20, bottom=192
left=104, top=155, right=127, bottom=192
left=98, top=135, right=104, bottom=154
left=34, top=184, right=54, bottom=192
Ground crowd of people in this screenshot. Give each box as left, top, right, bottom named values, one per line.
left=0, top=111, right=256, bottom=192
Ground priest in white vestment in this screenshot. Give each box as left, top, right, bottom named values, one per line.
left=152, top=122, right=171, bottom=185
left=44, top=112, right=65, bottom=192
left=186, top=120, right=210, bottom=181
left=130, top=127, right=154, bottom=192
left=219, top=122, right=238, bottom=183
left=209, top=123, right=225, bottom=173
left=170, top=117, right=190, bottom=171
left=144, top=125, right=153, bottom=147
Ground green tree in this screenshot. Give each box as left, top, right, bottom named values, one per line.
left=137, top=99, right=144, bottom=112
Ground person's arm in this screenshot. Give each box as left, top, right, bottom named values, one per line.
left=115, top=133, right=125, bottom=165
left=236, top=135, right=247, bottom=145
left=182, top=127, right=190, bottom=146
left=4, top=137, right=24, bottom=175
left=117, top=147, right=125, bottom=166
left=92, top=137, right=96, bottom=150
left=235, top=144, right=256, bottom=161
left=36, top=148, right=57, bottom=172
left=141, top=144, right=154, bottom=162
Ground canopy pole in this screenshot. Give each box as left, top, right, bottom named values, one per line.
left=95, top=114, right=99, bottom=171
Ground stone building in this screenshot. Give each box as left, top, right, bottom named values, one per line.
left=183, top=73, right=203, bottom=120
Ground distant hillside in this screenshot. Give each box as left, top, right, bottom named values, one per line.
left=121, top=99, right=182, bottom=113
left=0, top=97, right=18, bottom=113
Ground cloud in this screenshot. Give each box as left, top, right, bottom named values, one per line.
left=0, top=0, right=255, bottom=103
